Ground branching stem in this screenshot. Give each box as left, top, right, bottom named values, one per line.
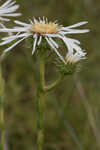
left=36, top=52, right=65, bottom=150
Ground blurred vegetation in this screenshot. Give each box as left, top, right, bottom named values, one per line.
left=0, top=0, right=100, bottom=150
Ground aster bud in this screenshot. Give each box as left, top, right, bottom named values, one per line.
left=56, top=58, right=76, bottom=75
left=56, top=51, right=86, bottom=75
left=65, top=51, right=86, bottom=64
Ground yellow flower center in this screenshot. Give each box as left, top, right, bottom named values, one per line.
left=30, top=23, right=58, bottom=34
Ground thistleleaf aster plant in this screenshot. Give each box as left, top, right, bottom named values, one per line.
left=0, top=17, right=89, bottom=64
left=0, top=0, right=21, bottom=26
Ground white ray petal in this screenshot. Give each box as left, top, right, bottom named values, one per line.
left=58, top=35, right=83, bottom=54
left=71, top=39, right=80, bottom=44
left=63, top=21, right=88, bottom=29
left=39, top=17, right=42, bottom=23
left=0, top=17, right=9, bottom=21
left=0, top=5, right=19, bottom=13
left=73, top=53, right=86, bottom=62
left=0, top=13, right=21, bottom=17
left=48, top=38, right=59, bottom=48
left=71, top=43, right=82, bottom=52
left=2, top=33, right=20, bottom=40
left=33, top=18, right=38, bottom=23
left=0, top=38, right=17, bottom=45
left=63, top=38, right=74, bottom=53
left=14, top=20, right=29, bottom=27
left=45, top=34, right=57, bottom=37
left=5, top=1, right=16, bottom=8
left=0, top=0, right=12, bottom=8
left=61, top=37, right=81, bottom=45
left=62, top=29, right=89, bottom=34
left=66, top=38, right=81, bottom=52
left=38, top=36, right=42, bottom=46
left=58, top=31, right=66, bottom=35
left=0, top=33, right=30, bottom=45
left=0, top=0, right=21, bottom=21
left=45, top=37, right=66, bottom=64
left=32, top=35, right=38, bottom=55
left=66, top=51, right=86, bottom=64
left=2, top=33, right=31, bottom=41
left=0, top=28, right=27, bottom=32
left=4, top=36, right=27, bottom=53
left=0, top=22, right=6, bottom=28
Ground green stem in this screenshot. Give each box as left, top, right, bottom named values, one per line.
left=37, top=88, right=45, bottom=150
left=40, top=54, right=45, bottom=91
left=37, top=54, right=45, bottom=150
left=45, top=75, right=64, bottom=92
left=36, top=52, right=65, bottom=150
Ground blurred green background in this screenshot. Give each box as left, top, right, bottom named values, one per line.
left=1, top=0, right=100, bottom=150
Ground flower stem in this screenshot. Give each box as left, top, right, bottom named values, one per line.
left=45, top=75, right=64, bottom=92
left=39, top=54, right=45, bottom=91
left=36, top=88, right=45, bottom=150
left=36, top=52, right=65, bottom=150
left=37, top=53, right=45, bottom=150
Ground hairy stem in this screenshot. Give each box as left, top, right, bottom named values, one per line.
left=36, top=52, right=65, bottom=150
left=45, top=75, right=64, bottom=92
left=37, top=54, right=45, bottom=150
left=37, top=88, right=45, bottom=150
left=40, top=54, right=45, bottom=91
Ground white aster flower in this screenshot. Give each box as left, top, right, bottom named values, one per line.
left=0, top=0, right=21, bottom=22
left=0, top=17, right=89, bottom=64
left=65, top=51, right=86, bottom=64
